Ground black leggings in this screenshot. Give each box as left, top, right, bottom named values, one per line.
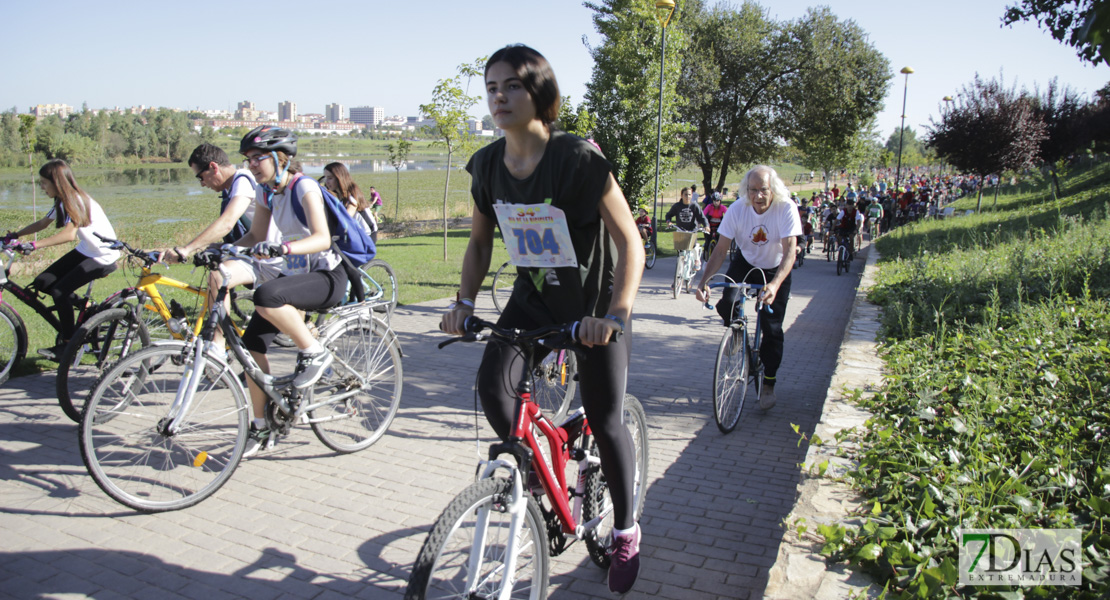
left=32, top=249, right=117, bottom=340
left=478, top=300, right=637, bottom=530
left=716, top=254, right=791, bottom=381
left=241, top=265, right=348, bottom=354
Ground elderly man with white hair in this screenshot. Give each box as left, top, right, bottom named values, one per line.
left=694, top=165, right=802, bottom=410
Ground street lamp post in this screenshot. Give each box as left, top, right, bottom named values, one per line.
left=941, top=96, right=954, bottom=175
left=894, top=66, right=914, bottom=192
left=650, top=0, right=676, bottom=250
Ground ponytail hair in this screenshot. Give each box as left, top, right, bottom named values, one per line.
left=39, top=159, right=91, bottom=228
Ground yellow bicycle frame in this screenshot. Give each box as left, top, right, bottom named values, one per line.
left=133, top=266, right=244, bottom=339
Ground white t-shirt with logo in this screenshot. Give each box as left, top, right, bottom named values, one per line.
left=717, top=198, right=802, bottom=269
left=46, top=195, right=120, bottom=266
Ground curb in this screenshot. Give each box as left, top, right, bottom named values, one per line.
left=764, top=243, right=886, bottom=600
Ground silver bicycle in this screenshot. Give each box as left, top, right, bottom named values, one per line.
left=79, top=246, right=403, bottom=512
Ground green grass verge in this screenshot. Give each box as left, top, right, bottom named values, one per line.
left=810, top=164, right=1110, bottom=598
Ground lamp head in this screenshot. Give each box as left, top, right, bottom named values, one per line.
left=655, top=0, right=676, bottom=27
left=943, top=95, right=953, bottom=101
left=900, top=66, right=915, bottom=75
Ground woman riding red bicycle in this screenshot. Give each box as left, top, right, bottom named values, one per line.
left=440, top=44, right=645, bottom=595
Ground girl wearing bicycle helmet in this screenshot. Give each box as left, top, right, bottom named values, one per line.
left=3, top=159, right=120, bottom=358
left=235, top=126, right=348, bottom=457
left=440, top=44, right=645, bottom=595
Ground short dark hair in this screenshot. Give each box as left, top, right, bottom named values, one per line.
left=486, top=45, right=561, bottom=125
left=188, top=144, right=231, bottom=170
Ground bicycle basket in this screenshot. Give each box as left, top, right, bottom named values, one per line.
left=672, top=231, right=698, bottom=251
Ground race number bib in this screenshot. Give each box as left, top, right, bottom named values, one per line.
left=282, top=234, right=310, bottom=275
left=493, top=203, right=578, bottom=269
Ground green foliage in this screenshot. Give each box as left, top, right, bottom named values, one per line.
left=1003, top=0, right=1110, bottom=66
left=585, top=0, right=688, bottom=208
left=787, top=7, right=892, bottom=179
left=823, top=163, right=1110, bottom=598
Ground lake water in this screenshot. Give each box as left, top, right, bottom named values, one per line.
left=0, top=156, right=449, bottom=221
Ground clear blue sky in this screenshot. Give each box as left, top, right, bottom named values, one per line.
left=2, top=0, right=1106, bottom=144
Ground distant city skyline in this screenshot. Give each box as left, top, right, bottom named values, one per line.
left=3, top=0, right=1107, bottom=141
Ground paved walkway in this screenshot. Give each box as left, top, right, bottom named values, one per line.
left=0, top=240, right=872, bottom=600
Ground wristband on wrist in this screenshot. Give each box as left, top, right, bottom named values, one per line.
left=282, top=242, right=292, bottom=256
left=603, top=314, right=625, bottom=332
left=458, top=298, right=475, bottom=308
left=29, top=241, right=36, bottom=250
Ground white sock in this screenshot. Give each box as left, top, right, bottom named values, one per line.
left=302, top=341, right=324, bottom=355
left=614, top=524, right=638, bottom=538
left=252, top=418, right=266, bottom=429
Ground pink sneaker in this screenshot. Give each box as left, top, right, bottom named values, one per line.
left=607, top=524, right=641, bottom=595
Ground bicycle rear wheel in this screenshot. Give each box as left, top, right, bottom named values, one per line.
left=531, top=350, right=577, bottom=423
left=57, top=307, right=150, bottom=423
left=713, top=325, right=750, bottom=434
left=79, top=343, right=248, bottom=512
left=360, top=259, right=398, bottom=317
left=405, top=477, right=549, bottom=600
left=0, top=301, right=28, bottom=386
left=583, top=394, right=650, bottom=568
left=309, top=316, right=402, bottom=453
left=491, top=261, right=513, bottom=314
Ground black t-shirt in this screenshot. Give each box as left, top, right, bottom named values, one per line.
left=665, top=201, right=708, bottom=231
left=467, top=131, right=615, bottom=324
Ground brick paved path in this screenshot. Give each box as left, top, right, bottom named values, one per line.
left=0, top=242, right=869, bottom=600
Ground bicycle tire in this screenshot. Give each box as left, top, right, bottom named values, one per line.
left=57, top=307, right=151, bottom=423
left=531, top=350, right=577, bottom=423
left=491, top=261, right=513, bottom=314
left=728, top=240, right=738, bottom=262
left=836, top=247, right=845, bottom=276
left=360, top=259, right=398, bottom=316
left=0, top=301, right=28, bottom=386
left=405, top=477, right=549, bottom=600
left=672, top=254, right=682, bottom=299
left=644, top=238, right=656, bottom=270
left=140, top=304, right=172, bottom=341
left=583, top=394, right=650, bottom=568
left=79, top=343, right=249, bottom=512
left=230, top=288, right=255, bottom=328
left=309, top=315, right=402, bottom=453
left=713, top=325, right=749, bottom=433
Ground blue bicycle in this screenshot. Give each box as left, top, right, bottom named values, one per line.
left=705, top=274, right=770, bottom=433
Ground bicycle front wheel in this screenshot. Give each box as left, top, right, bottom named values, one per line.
left=836, top=247, right=845, bottom=276
left=583, top=394, right=650, bottom=568
left=644, top=238, right=656, bottom=270
left=57, top=307, right=150, bottom=423
left=405, top=477, right=549, bottom=600
left=309, top=316, right=402, bottom=453
left=491, top=261, right=513, bottom=314
left=0, top=301, right=28, bottom=386
left=531, top=350, right=577, bottom=423
left=79, top=343, right=249, bottom=512
left=713, top=325, right=750, bottom=433
left=672, top=255, right=683, bottom=299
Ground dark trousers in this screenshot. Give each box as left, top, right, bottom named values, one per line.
left=716, top=254, right=791, bottom=381
left=477, top=300, right=637, bottom=530
left=32, top=249, right=117, bottom=340
left=242, top=265, right=348, bottom=354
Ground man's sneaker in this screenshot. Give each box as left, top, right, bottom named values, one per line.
left=759, top=385, right=777, bottom=411
left=291, top=348, right=333, bottom=390
left=242, top=424, right=272, bottom=458
left=607, top=524, right=641, bottom=595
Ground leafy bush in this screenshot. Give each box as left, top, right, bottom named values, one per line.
left=825, top=165, right=1110, bottom=598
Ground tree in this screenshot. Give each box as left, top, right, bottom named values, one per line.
left=1003, top=0, right=1110, bottom=66
left=18, top=114, right=37, bottom=218
left=585, top=0, right=688, bottom=209
left=420, top=61, right=482, bottom=260
left=1031, top=78, right=1088, bottom=197
left=786, top=7, right=892, bottom=188
left=677, top=0, right=798, bottom=193
left=926, top=74, right=1047, bottom=211
left=557, top=96, right=597, bottom=139
left=387, top=138, right=412, bottom=222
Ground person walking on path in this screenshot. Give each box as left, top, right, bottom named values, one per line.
left=695, top=165, right=802, bottom=410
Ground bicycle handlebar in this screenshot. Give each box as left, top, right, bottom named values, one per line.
left=703, top=281, right=773, bottom=314
left=438, top=316, right=612, bottom=353
left=94, top=233, right=163, bottom=267
left=193, top=244, right=254, bottom=268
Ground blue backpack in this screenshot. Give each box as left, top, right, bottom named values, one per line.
left=280, top=174, right=376, bottom=266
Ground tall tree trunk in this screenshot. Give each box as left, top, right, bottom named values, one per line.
left=443, top=150, right=453, bottom=261
left=993, top=181, right=1000, bottom=210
